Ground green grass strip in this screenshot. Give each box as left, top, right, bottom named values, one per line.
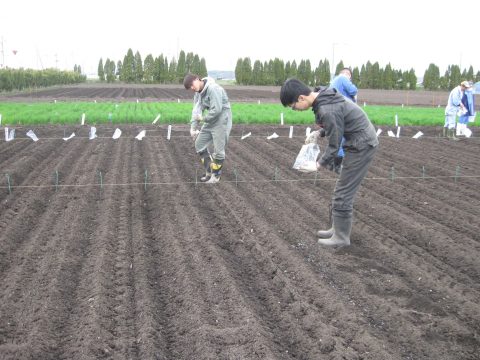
left=0, top=101, right=467, bottom=126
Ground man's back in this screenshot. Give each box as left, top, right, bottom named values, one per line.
left=330, top=73, right=357, bottom=102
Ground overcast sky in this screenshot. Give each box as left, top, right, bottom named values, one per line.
left=1, top=0, right=479, bottom=78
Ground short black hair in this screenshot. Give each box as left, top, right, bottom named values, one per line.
left=340, top=68, right=352, bottom=76
left=280, top=78, right=311, bottom=106
left=183, top=73, right=199, bottom=89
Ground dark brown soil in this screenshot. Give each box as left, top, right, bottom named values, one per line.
left=0, top=123, right=479, bottom=359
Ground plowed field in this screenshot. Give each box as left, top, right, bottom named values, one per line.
left=0, top=124, right=479, bottom=359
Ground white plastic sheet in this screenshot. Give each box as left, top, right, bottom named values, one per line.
left=293, top=143, right=320, bottom=172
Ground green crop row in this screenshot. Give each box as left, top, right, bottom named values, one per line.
left=0, top=101, right=465, bottom=127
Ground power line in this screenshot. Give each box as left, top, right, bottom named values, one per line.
left=1, top=174, right=479, bottom=191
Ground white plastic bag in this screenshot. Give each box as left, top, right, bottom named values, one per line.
left=293, top=143, right=320, bottom=172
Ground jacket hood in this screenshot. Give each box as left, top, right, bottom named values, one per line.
left=312, top=86, right=345, bottom=112
left=200, top=77, right=216, bottom=95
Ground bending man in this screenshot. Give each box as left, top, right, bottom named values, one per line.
left=280, top=78, right=378, bottom=246
left=184, top=74, right=233, bottom=183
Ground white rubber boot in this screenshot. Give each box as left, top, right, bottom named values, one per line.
left=317, top=227, right=334, bottom=238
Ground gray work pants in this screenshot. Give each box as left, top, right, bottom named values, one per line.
left=332, top=144, right=377, bottom=218
left=195, top=109, right=232, bottom=161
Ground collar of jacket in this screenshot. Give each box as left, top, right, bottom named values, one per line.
left=312, top=86, right=345, bottom=113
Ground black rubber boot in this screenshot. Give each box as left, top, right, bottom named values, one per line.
left=318, top=216, right=352, bottom=246
left=448, top=129, right=459, bottom=141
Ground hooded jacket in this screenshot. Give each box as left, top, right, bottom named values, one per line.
left=312, top=86, right=378, bottom=169
left=191, top=77, right=231, bottom=129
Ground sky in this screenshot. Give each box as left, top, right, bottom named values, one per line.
left=1, top=0, right=479, bottom=78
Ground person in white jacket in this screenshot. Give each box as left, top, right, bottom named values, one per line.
left=444, top=81, right=471, bottom=139
left=184, top=74, right=232, bottom=183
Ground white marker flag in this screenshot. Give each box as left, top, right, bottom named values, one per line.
left=112, top=128, right=122, bottom=139
left=152, top=114, right=161, bottom=124
left=63, top=133, right=75, bottom=141
left=89, top=126, right=97, bottom=140
left=412, top=131, right=423, bottom=139
left=26, top=130, right=39, bottom=142
left=135, top=130, right=146, bottom=140
left=241, top=132, right=251, bottom=140
left=267, top=132, right=279, bottom=140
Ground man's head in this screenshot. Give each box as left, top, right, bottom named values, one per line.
left=460, top=80, right=472, bottom=90
left=280, top=78, right=312, bottom=111
left=183, top=74, right=203, bottom=92
left=339, top=68, right=352, bottom=79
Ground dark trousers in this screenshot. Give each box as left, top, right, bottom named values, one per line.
left=332, top=145, right=377, bottom=218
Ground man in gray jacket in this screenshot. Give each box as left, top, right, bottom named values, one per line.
left=184, top=74, right=233, bottom=183
left=280, top=78, right=378, bottom=247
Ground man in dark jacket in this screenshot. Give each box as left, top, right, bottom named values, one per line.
left=280, top=78, right=378, bottom=246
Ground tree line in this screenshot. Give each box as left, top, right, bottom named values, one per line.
left=235, top=57, right=480, bottom=91
left=0, top=67, right=85, bottom=92
left=98, top=49, right=207, bottom=84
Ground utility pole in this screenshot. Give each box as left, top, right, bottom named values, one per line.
left=0, top=36, right=5, bottom=68
left=331, top=43, right=337, bottom=81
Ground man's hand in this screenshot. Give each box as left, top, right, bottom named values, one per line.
left=190, top=127, right=200, bottom=139
left=305, top=129, right=325, bottom=144
left=194, top=114, right=203, bottom=122
left=318, top=155, right=343, bottom=174
left=333, top=156, right=343, bottom=174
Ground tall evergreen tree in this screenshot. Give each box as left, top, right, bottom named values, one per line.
left=235, top=58, right=243, bottom=84
left=116, top=61, right=122, bottom=77
left=97, top=58, right=105, bottom=81
left=466, top=65, right=474, bottom=81
left=447, top=64, right=461, bottom=89
left=423, top=63, right=440, bottom=90
left=199, top=58, right=208, bottom=78
left=168, top=57, right=177, bottom=83
left=242, top=57, right=252, bottom=85
left=352, top=67, right=360, bottom=87
left=185, top=52, right=194, bottom=74
left=191, top=54, right=201, bottom=76
left=335, top=61, right=345, bottom=76
left=134, top=51, right=143, bottom=82
left=121, top=49, right=135, bottom=83
left=383, top=63, right=394, bottom=90
left=408, top=69, right=417, bottom=90
left=273, top=58, right=285, bottom=86
left=290, top=60, right=298, bottom=79
left=143, top=54, right=155, bottom=83
left=176, top=50, right=186, bottom=82
left=252, top=60, right=263, bottom=85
